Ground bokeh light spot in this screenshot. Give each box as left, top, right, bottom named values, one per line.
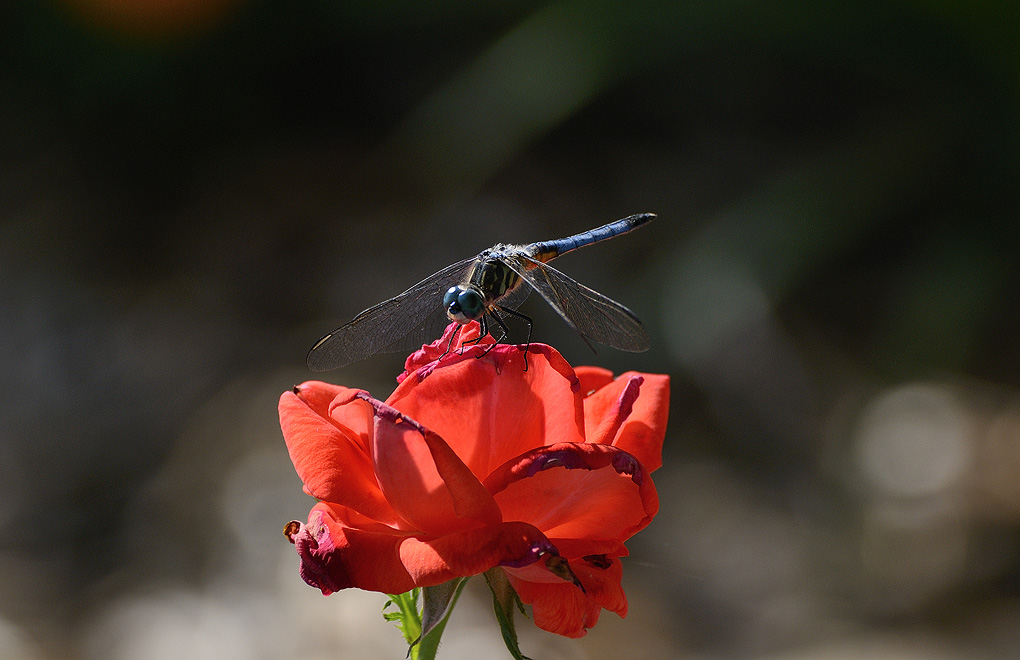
left=854, top=384, right=970, bottom=498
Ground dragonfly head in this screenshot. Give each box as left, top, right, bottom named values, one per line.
left=444, top=285, right=485, bottom=324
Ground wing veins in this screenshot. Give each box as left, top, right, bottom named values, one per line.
left=502, top=255, right=650, bottom=352
left=306, top=256, right=477, bottom=371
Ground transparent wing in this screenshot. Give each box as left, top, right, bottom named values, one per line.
left=373, top=304, right=457, bottom=356
left=501, top=255, right=650, bottom=352
left=306, top=257, right=478, bottom=371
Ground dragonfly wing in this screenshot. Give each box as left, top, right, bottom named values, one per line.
left=375, top=304, right=455, bottom=355
left=502, top=255, right=650, bottom=352
left=306, top=256, right=477, bottom=371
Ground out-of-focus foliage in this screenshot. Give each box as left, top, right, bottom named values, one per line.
left=1, top=1, right=1018, bottom=658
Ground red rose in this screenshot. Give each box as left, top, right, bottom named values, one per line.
left=281, top=324, right=668, bottom=638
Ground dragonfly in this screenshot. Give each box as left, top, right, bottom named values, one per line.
left=306, top=212, right=655, bottom=371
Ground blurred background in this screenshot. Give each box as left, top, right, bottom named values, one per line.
left=2, top=0, right=1019, bottom=658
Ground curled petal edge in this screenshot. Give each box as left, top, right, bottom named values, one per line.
left=582, top=371, right=669, bottom=473
left=280, top=385, right=397, bottom=523
left=588, top=374, right=643, bottom=446
left=484, top=442, right=658, bottom=534
left=503, top=551, right=627, bottom=638
left=354, top=391, right=502, bottom=529
left=285, top=504, right=562, bottom=596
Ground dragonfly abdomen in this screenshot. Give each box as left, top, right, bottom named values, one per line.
left=527, top=212, right=655, bottom=262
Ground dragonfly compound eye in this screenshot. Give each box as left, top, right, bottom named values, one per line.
left=444, top=285, right=482, bottom=323
left=457, top=289, right=485, bottom=320
left=443, top=286, right=459, bottom=308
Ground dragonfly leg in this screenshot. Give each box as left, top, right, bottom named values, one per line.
left=461, top=315, right=489, bottom=350
left=439, top=323, right=463, bottom=361
left=477, top=310, right=509, bottom=374
left=484, top=310, right=510, bottom=351
left=493, top=305, right=533, bottom=371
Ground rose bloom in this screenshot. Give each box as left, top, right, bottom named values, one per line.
left=281, top=323, right=669, bottom=638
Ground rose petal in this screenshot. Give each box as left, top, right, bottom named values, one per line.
left=505, top=551, right=627, bottom=638
left=569, top=553, right=627, bottom=616
left=286, top=503, right=416, bottom=595
left=575, top=366, right=616, bottom=396
left=583, top=372, right=669, bottom=472
left=507, top=574, right=602, bottom=638
left=280, top=383, right=397, bottom=524
left=399, top=321, right=488, bottom=381
left=548, top=537, right=628, bottom=560
left=486, top=443, right=658, bottom=542
left=289, top=502, right=554, bottom=594
left=587, top=374, right=643, bottom=446
left=398, top=520, right=555, bottom=583
left=388, top=343, right=586, bottom=479
left=361, top=394, right=501, bottom=535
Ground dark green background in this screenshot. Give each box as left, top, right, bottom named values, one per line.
left=2, top=1, right=1018, bottom=658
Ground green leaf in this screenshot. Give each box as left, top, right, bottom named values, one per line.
left=483, top=568, right=533, bottom=660
left=383, top=589, right=422, bottom=659
left=420, top=579, right=466, bottom=639
left=417, top=578, right=470, bottom=660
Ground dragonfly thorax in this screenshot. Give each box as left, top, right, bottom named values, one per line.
left=444, top=285, right=485, bottom=324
